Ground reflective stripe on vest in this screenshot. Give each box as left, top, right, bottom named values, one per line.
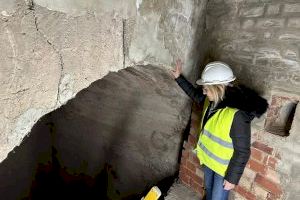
left=196, top=98, right=237, bottom=177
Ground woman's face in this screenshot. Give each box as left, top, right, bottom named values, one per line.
left=202, top=86, right=214, bottom=102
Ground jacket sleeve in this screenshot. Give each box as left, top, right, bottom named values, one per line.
left=175, top=75, right=205, bottom=104
left=224, top=110, right=251, bottom=185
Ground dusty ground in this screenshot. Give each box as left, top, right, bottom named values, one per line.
left=165, top=181, right=201, bottom=200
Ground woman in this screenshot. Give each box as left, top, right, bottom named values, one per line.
left=171, top=60, right=268, bottom=200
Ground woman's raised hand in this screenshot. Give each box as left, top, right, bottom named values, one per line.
left=171, top=59, right=183, bottom=79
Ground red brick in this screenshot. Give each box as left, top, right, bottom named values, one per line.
left=255, top=174, right=282, bottom=195
left=252, top=141, right=273, bottom=155
left=247, top=159, right=266, bottom=174
left=191, top=112, right=200, bottom=121
left=182, top=150, right=189, bottom=158
left=267, top=157, right=278, bottom=169
left=192, top=103, right=202, bottom=112
left=251, top=147, right=263, bottom=162
left=179, top=171, right=190, bottom=185
left=190, top=151, right=199, bottom=163
left=190, top=179, right=202, bottom=194
left=182, top=165, right=195, bottom=178
left=179, top=165, right=188, bottom=174
left=191, top=173, right=203, bottom=186
left=183, top=141, right=193, bottom=150
left=180, top=158, right=187, bottom=167
left=235, top=185, right=256, bottom=200
left=191, top=119, right=200, bottom=129
left=188, top=135, right=197, bottom=146
left=187, top=160, right=196, bottom=172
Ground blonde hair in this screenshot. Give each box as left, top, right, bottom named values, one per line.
left=205, top=84, right=226, bottom=106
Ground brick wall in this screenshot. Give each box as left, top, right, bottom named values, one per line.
left=178, top=1, right=300, bottom=199
left=179, top=102, right=285, bottom=199
left=178, top=103, right=204, bottom=197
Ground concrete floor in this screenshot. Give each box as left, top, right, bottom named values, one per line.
left=165, top=181, right=201, bottom=200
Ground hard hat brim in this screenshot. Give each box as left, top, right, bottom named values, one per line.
left=196, top=76, right=236, bottom=85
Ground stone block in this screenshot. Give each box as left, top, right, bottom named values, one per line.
left=283, top=3, right=300, bottom=13
left=241, top=19, right=255, bottom=29
left=287, top=17, right=300, bottom=28
left=263, top=31, right=273, bottom=39
left=239, top=176, right=253, bottom=191
left=282, top=47, right=299, bottom=61
left=239, top=6, right=264, bottom=18
left=225, top=0, right=260, bottom=4
left=256, top=18, right=284, bottom=29
left=243, top=167, right=257, bottom=181
left=278, top=32, right=300, bottom=42
left=265, top=168, right=280, bottom=184
left=253, top=184, right=269, bottom=199
left=266, top=4, right=280, bottom=16
left=196, top=168, right=204, bottom=179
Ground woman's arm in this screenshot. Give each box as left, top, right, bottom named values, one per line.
left=175, top=75, right=205, bottom=104
left=171, top=59, right=205, bottom=104
left=224, top=110, right=251, bottom=185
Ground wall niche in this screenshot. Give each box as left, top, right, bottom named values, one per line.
left=265, top=95, right=299, bottom=137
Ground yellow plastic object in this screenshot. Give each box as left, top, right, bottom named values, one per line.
left=141, top=186, right=161, bottom=200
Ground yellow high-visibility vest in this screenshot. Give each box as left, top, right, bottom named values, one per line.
left=196, top=98, right=238, bottom=176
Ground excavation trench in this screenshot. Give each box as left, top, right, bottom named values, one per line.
left=0, top=65, right=192, bottom=200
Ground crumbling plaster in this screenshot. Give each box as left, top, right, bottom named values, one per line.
left=0, top=0, right=207, bottom=162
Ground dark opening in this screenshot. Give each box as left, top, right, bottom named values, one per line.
left=0, top=66, right=191, bottom=200
left=265, top=96, right=298, bottom=137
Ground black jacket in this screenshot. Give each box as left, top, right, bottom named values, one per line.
left=175, top=75, right=268, bottom=184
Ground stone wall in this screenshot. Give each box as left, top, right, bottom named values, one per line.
left=178, top=0, right=300, bottom=199
left=206, top=0, right=300, bottom=94
left=0, top=0, right=208, bottom=162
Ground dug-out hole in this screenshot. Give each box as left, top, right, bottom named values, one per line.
left=265, top=95, right=298, bottom=137
left=0, top=66, right=192, bottom=200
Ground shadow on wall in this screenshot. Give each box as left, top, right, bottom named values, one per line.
left=29, top=147, right=121, bottom=200
left=0, top=66, right=191, bottom=200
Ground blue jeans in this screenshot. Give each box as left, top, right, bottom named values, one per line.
left=203, top=165, right=229, bottom=200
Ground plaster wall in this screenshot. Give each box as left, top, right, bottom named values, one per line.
left=0, top=0, right=208, bottom=162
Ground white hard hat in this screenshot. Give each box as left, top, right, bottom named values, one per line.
left=196, top=61, right=236, bottom=85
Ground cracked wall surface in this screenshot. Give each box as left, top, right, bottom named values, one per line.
left=0, top=0, right=208, bottom=163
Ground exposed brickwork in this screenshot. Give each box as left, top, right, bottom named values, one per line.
left=179, top=102, right=285, bottom=199
left=178, top=103, right=204, bottom=196
left=204, top=0, right=300, bottom=198
left=252, top=141, right=273, bottom=155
